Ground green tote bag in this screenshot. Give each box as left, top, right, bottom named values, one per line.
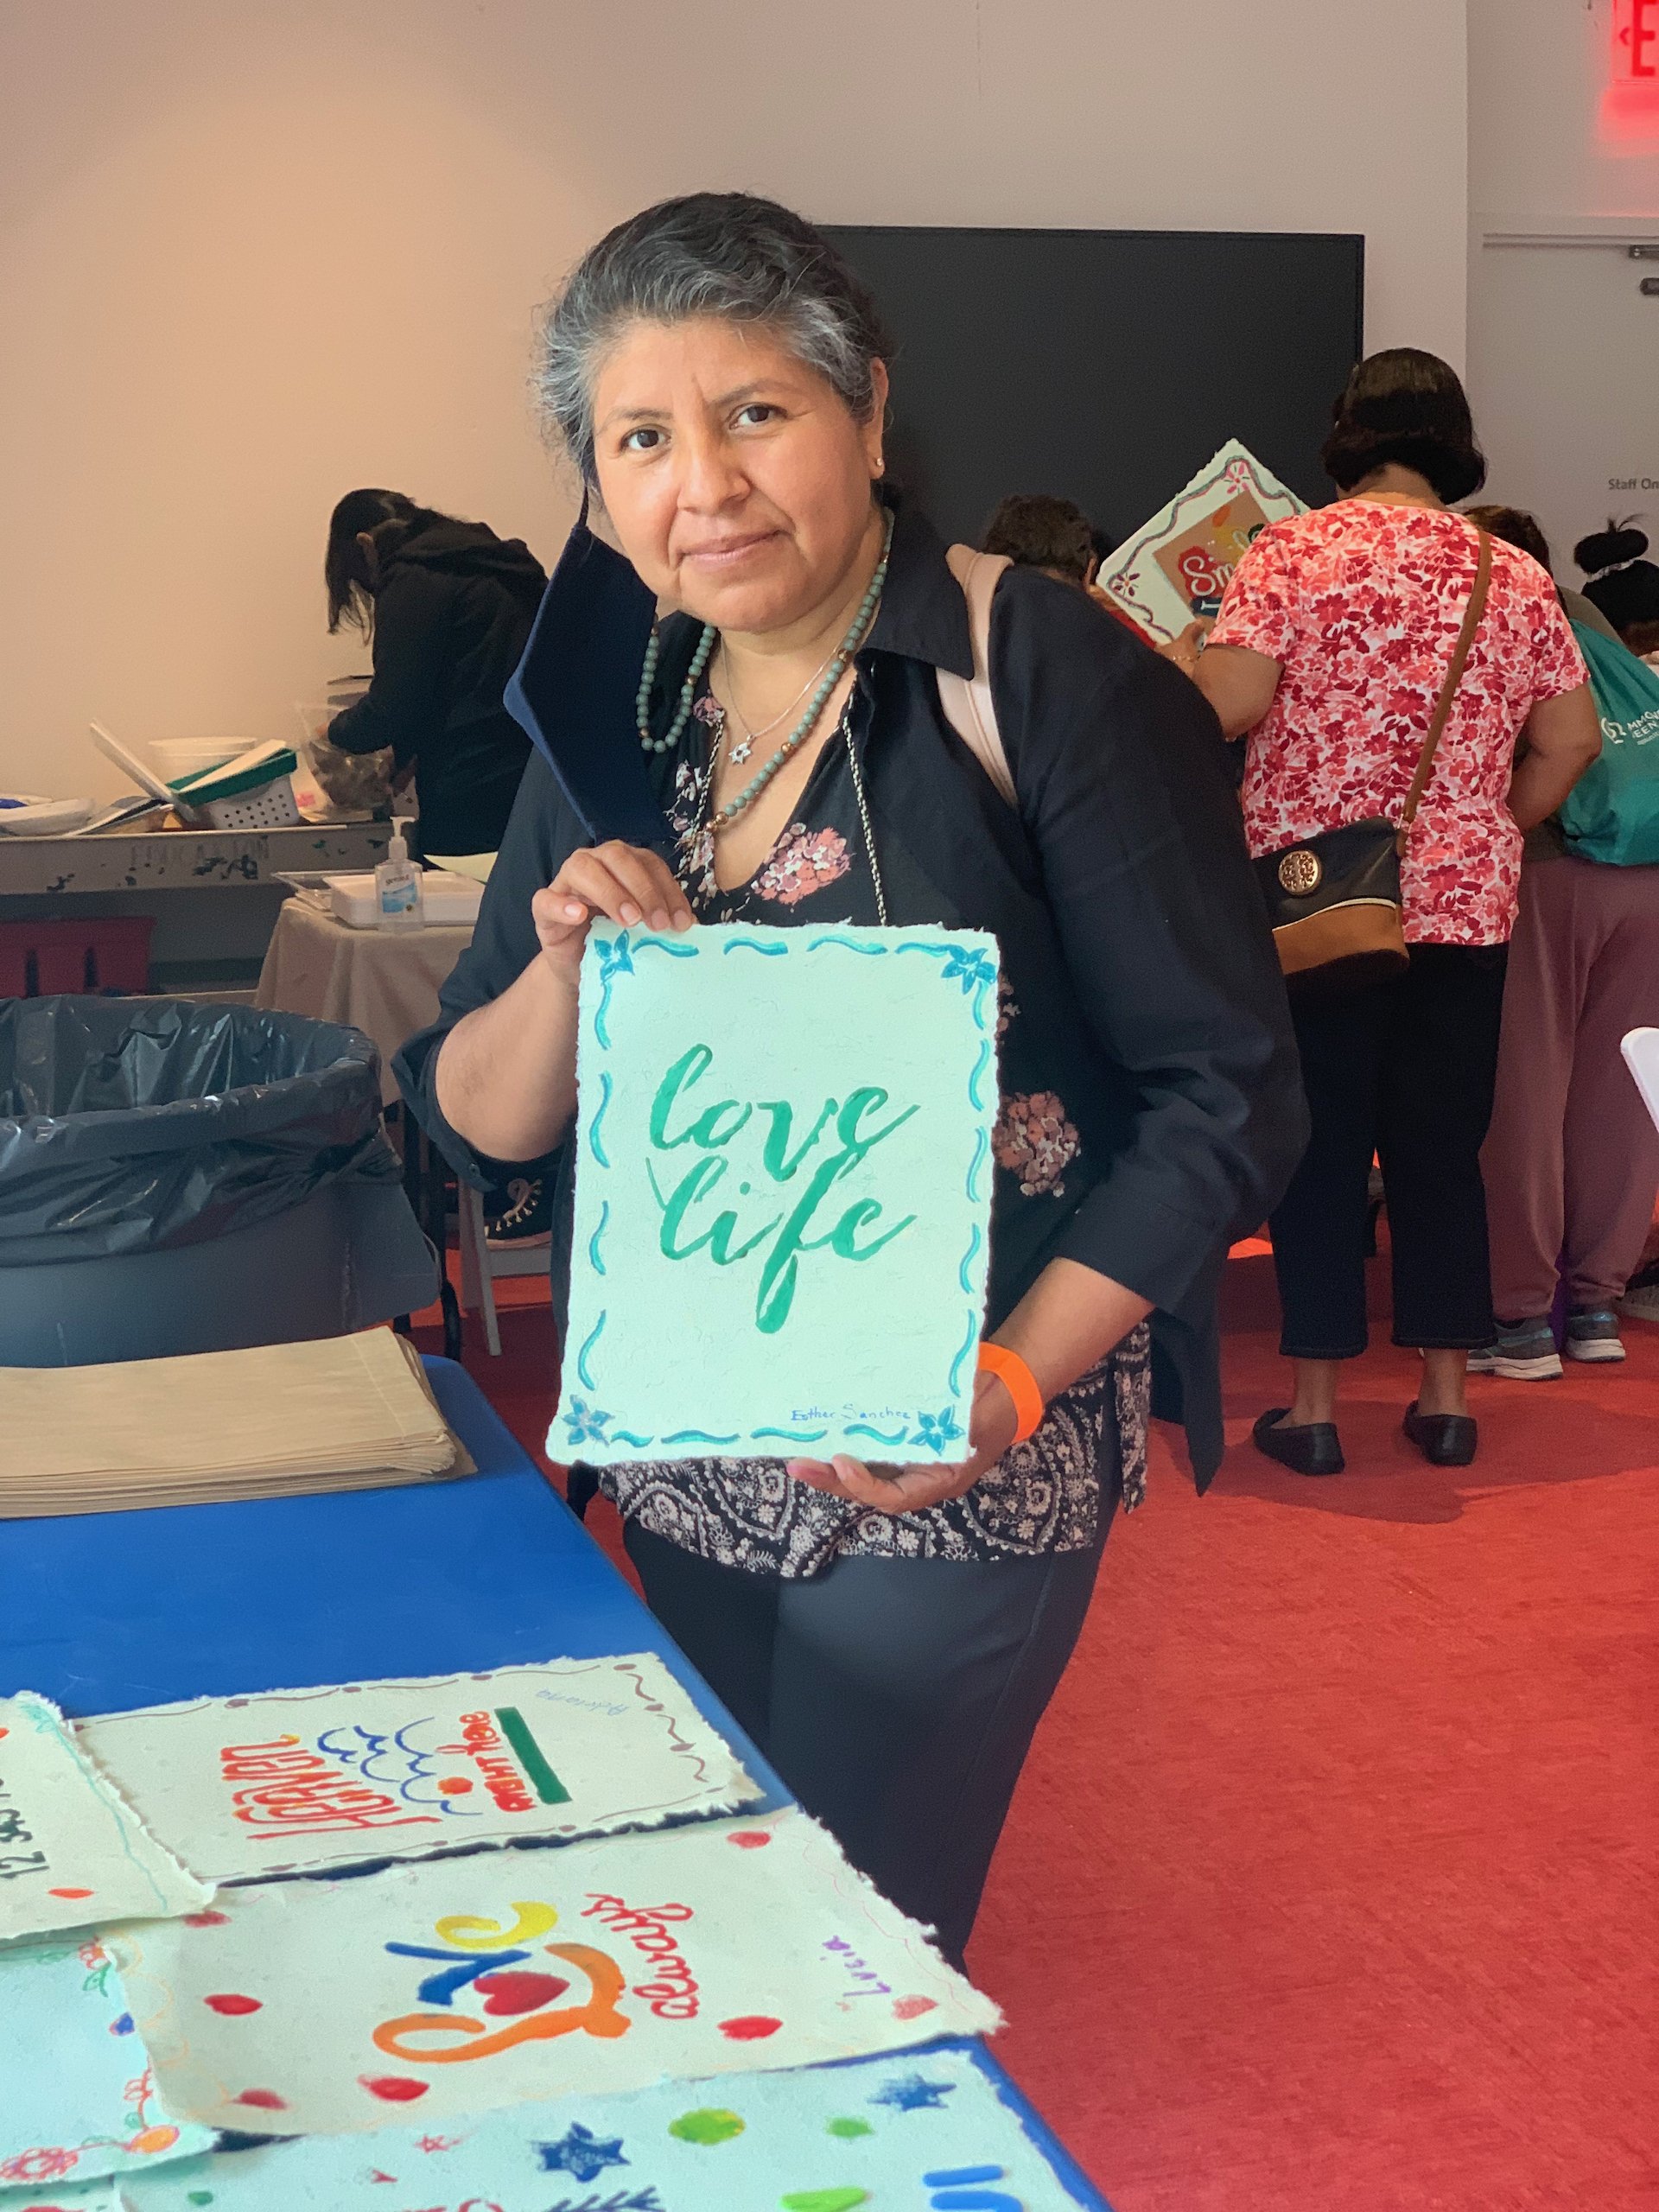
left=1559, top=621, right=1659, bottom=868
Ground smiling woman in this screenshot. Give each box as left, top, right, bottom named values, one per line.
left=397, top=193, right=1306, bottom=1962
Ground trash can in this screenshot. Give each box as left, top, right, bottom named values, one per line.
left=0, top=996, right=439, bottom=1366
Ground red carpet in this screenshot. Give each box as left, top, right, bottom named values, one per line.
left=417, top=1255, right=1658, bottom=2212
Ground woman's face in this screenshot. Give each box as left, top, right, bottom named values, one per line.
left=589, top=316, right=887, bottom=635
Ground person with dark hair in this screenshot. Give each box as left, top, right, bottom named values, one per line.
left=1468, top=505, right=1659, bottom=1375
left=982, top=493, right=1099, bottom=586
left=396, top=191, right=1305, bottom=1958
left=1190, top=349, right=1600, bottom=1474
left=321, top=489, right=545, bottom=856
left=1575, top=520, right=1659, bottom=661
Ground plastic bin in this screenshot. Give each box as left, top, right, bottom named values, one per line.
left=0, top=996, right=438, bottom=1365
left=0, top=916, right=153, bottom=998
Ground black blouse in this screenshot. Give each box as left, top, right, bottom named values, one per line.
left=397, top=499, right=1307, bottom=1497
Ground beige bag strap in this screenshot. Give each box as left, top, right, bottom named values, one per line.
left=1396, top=526, right=1493, bottom=853
left=938, top=543, right=1015, bottom=806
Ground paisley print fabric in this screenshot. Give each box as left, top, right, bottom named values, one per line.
left=1210, top=502, right=1586, bottom=945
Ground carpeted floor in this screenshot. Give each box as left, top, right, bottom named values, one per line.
left=416, top=1251, right=1657, bottom=2212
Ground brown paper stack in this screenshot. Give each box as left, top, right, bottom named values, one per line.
left=1, top=1330, right=473, bottom=1516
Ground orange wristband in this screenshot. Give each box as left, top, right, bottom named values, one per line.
left=977, top=1343, right=1045, bottom=1445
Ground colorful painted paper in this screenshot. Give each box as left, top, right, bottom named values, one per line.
left=556, top=923, right=1000, bottom=1469
left=0, top=1694, right=211, bottom=1944
left=74, top=1657, right=758, bottom=1884
left=0, top=2182, right=125, bottom=2212
left=112, top=1808, right=1001, bottom=2137
left=1096, top=438, right=1306, bottom=641
left=0, top=1936, right=215, bottom=2193
left=120, top=2045, right=1096, bottom=2210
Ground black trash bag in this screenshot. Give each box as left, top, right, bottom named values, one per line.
left=0, top=996, right=403, bottom=1267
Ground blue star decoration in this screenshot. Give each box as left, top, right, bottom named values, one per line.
left=869, top=2072, right=957, bottom=2112
left=534, top=2122, right=631, bottom=2183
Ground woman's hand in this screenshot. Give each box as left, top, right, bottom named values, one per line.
left=785, top=1368, right=1020, bottom=1516
left=1158, top=618, right=1212, bottom=677
left=530, top=841, right=695, bottom=982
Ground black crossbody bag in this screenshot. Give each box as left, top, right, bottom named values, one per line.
left=1254, top=527, right=1493, bottom=998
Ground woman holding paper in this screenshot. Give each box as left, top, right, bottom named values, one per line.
left=399, top=194, right=1304, bottom=1961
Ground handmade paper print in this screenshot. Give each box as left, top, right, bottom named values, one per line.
left=74, top=1657, right=757, bottom=1885
left=556, top=923, right=1000, bottom=1469
left=0, top=1694, right=211, bottom=1944
left=120, top=2044, right=1095, bottom=2210
left=0, top=1936, right=214, bottom=2191
left=112, top=1808, right=1000, bottom=2138
left=1096, top=438, right=1306, bottom=641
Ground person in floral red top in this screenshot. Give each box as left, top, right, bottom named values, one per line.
left=1197, top=349, right=1599, bottom=1475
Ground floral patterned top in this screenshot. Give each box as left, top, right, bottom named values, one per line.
left=592, top=689, right=1152, bottom=1578
left=1209, top=502, right=1586, bottom=945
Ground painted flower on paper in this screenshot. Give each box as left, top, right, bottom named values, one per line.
left=560, top=1397, right=611, bottom=1449
left=753, top=826, right=849, bottom=907
left=940, top=944, right=997, bottom=998
left=908, top=1408, right=965, bottom=1455
left=535, top=2120, right=630, bottom=2181
left=992, top=1090, right=1079, bottom=1198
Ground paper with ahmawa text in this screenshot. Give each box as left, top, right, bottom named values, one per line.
left=74, top=1656, right=757, bottom=1883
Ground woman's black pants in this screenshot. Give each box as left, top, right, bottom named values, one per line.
left=1270, top=944, right=1509, bottom=1360
left=624, top=1516, right=1111, bottom=1967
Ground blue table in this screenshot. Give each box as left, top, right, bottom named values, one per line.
left=2, top=1357, right=1109, bottom=2208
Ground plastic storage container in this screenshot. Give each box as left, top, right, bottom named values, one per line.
left=0, top=996, right=438, bottom=1365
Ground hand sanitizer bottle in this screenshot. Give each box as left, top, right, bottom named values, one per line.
left=374, top=818, right=424, bottom=931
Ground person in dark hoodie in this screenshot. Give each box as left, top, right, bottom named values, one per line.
left=322, top=490, right=547, bottom=855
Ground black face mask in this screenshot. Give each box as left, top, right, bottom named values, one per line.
left=503, top=494, right=676, bottom=855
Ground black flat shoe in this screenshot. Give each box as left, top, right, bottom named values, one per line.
left=1252, top=1407, right=1345, bottom=1477
left=1402, top=1402, right=1478, bottom=1466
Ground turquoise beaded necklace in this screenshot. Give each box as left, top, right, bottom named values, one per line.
left=636, top=508, right=894, bottom=830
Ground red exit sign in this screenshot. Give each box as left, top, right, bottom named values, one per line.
left=1604, top=0, right=1659, bottom=145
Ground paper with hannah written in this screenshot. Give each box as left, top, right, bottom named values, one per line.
left=112, top=1807, right=1000, bottom=2138
left=0, top=1694, right=211, bottom=1944
left=1096, top=437, right=1306, bottom=641
left=0, top=1936, right=215, bottom=2193
left=121, top=2044, right=1097, bottom=2211
left=74, top=1656, right=758, bottom=1885
left=557, top=923, right=1000, bottom=1469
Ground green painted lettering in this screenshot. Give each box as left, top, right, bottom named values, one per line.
left=649, top=1045, right=752, bottom=1152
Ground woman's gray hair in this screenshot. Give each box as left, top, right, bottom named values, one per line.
left=537, top=193, right=893, bottom=484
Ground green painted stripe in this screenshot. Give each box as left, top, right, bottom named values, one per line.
left=494, top=1707, right=570, bottom=1806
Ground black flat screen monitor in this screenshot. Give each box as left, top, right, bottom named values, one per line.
left=822, top=225, right=1364, bottom=548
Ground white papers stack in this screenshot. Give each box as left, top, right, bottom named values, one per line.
left=1, top=1329, right=471, bottom=1516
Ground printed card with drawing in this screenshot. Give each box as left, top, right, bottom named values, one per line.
left=0, top=1694, right=211, bottom=1943
left=556, top=923, right=1001, bottom=1469
left=120, top=2044, right=1095, bottom=2210
left=111, top=1807, right=1001, bottom=2137
left=74, top=1657, right=758, bottom=1884
left=1096, top=437, right=1306, bottom=640
left=0, top=1936, right=215, bottom=2193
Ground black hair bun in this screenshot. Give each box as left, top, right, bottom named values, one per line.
left=1574, top=519, right=1650, bottom=575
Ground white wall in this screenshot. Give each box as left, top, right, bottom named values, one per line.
left=1466, top=0, right=1659, bottom=562
left=0, top=0, right=1469, bottom=799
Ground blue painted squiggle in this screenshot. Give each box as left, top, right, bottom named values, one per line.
left=948, top=1311, right=979, bottom=1397
left=754, top=1427, right=830, bottom=1445
left=847, top=1422, right=909, bottom=1448
left=636, top=938, right=698, bottom=963
left=957, top=1222, right=982, bottom=1298
left=807, top=933, right=889, bottom=955
left=612, top=1429, right=655, bottom=1449
left=588, top=1199, right=610, bottom=1276
left=723, top=937, right=787, bottom=957
left=968, top=1037, right=993, bottom=1112
left=588, top=1071, right=613, bottom=1167
left=663, top=1429, right=741, bottom=1446
left=575, top=1312, right=606, bottom=1390
left=966, top=1125, right=989, bottom=1204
